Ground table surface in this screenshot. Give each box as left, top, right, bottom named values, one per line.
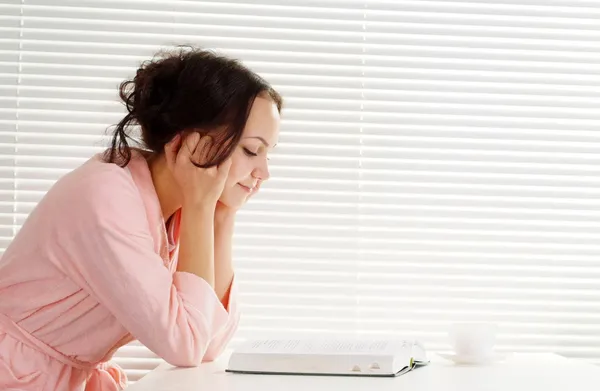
left=127, top=351, right=600, bottom=391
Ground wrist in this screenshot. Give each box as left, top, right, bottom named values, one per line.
left=182, top=199, right=216, bottom=215
left=215, top=202, right=236, bottom=225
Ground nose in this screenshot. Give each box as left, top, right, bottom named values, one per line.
left=252, top=157, right=270, bottom=182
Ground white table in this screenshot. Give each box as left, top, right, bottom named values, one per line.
left=128, top=351, right=600, bottom=391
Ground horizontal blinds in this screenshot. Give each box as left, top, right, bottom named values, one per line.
left=358, top=0, right=600, bottom=362
left=1, top=0, right=599, bottom=382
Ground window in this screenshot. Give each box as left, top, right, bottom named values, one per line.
left=2, top=0, right=599, bottom=382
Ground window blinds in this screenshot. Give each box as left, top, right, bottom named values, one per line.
left=1, top=0, right=599, bottom=382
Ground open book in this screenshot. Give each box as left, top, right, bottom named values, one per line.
left=226, top=338, right=429, bottom=377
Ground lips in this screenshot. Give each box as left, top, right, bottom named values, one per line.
left=238, top=183, right=254, bottom=193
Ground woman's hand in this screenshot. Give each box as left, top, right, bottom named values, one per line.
left=214, top=178, right=262, bottom=221
left=165, top=132, right=232, bottom=289
left=165, top=132, right=232, bottom=209
left=215, top=200, right=236, bottom=223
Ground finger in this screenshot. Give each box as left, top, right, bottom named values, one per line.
left=197, top=135, right=214, bottom=161
left=164, top=133, right=182, bottom=170
left=181, top=132, right=202, bottom=160
left=249, top=180, right=262, bottom=198
left=218, top=156, right=233, bottom=179
left=192, top=135, right=215, bottom=166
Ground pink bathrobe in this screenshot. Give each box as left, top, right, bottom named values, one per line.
left=0, top=151, right=240, bottom=390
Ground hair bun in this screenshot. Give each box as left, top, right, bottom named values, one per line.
left=131, top=57, right=182, bottom=130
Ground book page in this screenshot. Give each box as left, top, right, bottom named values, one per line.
left=237, top=339, right=412, bottom=355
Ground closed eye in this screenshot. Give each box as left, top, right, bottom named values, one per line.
left=243, top=147, right=258, bottom=157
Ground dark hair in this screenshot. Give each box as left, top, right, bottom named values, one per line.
left=106, top=46, right=283, bottom=168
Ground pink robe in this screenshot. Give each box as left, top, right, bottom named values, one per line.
left=0, top=151, right=240, bottom=390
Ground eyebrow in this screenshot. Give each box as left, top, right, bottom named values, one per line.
left=245, top=136, right=272, bottom=148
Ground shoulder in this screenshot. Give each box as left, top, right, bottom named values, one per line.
left=69, top=154, right=139, bottom=202
left=45, top=154, right=149, bottom=231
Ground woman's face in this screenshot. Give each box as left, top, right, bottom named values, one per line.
left=218, top=96, right=281, bottom=209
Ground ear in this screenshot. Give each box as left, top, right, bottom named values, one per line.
left=164, top=133, right=182, bottom=171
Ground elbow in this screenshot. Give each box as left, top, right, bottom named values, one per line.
left=206, top=311, right=241, bottom=362
left=201, top=344, right=224, bottom=363
left=158, top=296, right=239, bottom=367
left=158, top=333, right=232, bottom=366
left=167, top=338, right=225, bottom=366
left=202, top=354, right=218, bottom=363
left=201, top=320, right=240, bottom=363
left=159, top=329, right=212, bottom=367
left=161, top=343, right=209, bottom=368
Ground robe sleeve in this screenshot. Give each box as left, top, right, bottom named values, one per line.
left=53, top=165, right=238, bottom=367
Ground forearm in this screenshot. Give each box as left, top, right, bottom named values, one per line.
left=214, top=208, right=236, bottom=304
left=177, top=204, right=216, bottom=288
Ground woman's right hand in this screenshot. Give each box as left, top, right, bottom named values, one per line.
left=165, top=132, right=232, bottom=209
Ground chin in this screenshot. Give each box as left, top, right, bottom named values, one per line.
left=219, top=200, right=246, bottom=210
left=218, top=192, right=247, bottom=210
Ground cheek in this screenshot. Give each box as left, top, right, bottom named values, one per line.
left=227, top=155, right=251, bottom=185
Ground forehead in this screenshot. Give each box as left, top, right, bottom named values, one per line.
left=242, top=96, right=280, bottom=145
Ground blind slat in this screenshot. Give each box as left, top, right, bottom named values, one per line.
left=1, top=0, right=599, bottom=382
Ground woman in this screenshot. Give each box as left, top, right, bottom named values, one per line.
left=0, top=47, right=283, bottom=390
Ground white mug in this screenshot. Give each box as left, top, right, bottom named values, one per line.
left=449, top=322, right=497, bottom=360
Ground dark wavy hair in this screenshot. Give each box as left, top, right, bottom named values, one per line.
left=106, top=46, right=283, bottom=168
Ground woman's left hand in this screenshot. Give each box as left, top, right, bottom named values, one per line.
left=215, top=201, right=236, bottom=224
left=215, top=179, right=261, bottom=221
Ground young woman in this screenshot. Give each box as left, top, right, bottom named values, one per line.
left=0, top=47, right=283, bottom=391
